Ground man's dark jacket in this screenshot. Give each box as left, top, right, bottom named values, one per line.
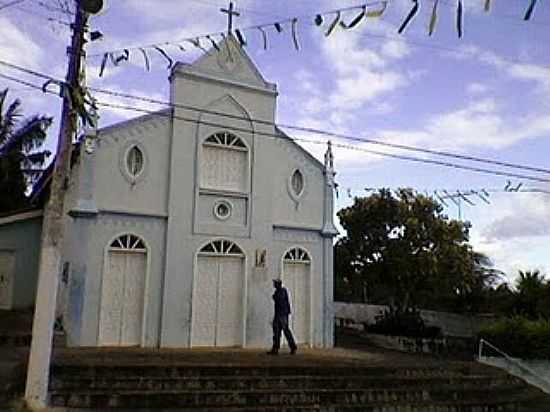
left=273, top=287, right=291, bottom=316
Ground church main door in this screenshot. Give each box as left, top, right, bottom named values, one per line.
left=283, top=247, right=311, bottom=345
left=192, top=240, right=245, bottom=347
left=99, top=234, right=147, bottom=346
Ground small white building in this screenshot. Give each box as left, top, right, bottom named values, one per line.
left=0, top=36, right=338, bottom=348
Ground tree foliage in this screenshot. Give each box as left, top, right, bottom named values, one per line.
left=334, top=188, right=501, bottom=313
left=0, top=89, right=52, bottom=213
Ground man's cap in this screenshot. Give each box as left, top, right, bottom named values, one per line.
left=272, top=278, right=282, bottom=284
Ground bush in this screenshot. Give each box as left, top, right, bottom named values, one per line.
left=478, top=317, right=550, bottom=359
left=367, top=309, right=442, bottom=339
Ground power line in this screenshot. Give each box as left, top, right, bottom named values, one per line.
left=3, top=70, right=550, bottom=184
left=94, top=100, right=550, bottom=185
left=84, top=87, right=550, bottom=177
left=0, top=0, right=26, bottom=11
left=2, top=57, right=550, bottom=179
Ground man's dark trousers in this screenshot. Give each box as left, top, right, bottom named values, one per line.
left=272, top=315, right=297, bottom=352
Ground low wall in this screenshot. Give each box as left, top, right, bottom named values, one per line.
left=335, top=302, right=495, bottom=338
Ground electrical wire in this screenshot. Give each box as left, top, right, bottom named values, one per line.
left=0, top=0, right=26, bottom=11
left=3, top=69, right=550, bottom=184
left=2, top=57, right=550, bottom=179
left=94, top=100, right=550, bottom=185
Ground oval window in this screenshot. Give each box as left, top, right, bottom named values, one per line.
left=291, top=170, right=304, bottom=197
left=126, top=146, right=144, bottom=177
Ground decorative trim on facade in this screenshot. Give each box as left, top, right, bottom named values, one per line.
left=273, top=226, right=320, bottom=243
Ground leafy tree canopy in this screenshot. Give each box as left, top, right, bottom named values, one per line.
left=335, top=188, right=502, bottom=313
left=0, top=88, right=52, bottom=213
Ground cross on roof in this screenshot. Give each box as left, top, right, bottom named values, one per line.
left=220, top=1, right=240, bottom=34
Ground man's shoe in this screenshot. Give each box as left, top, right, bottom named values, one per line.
left=290, top=347, right=297, bottom=355
left=266, top=350, right=278, bottom=355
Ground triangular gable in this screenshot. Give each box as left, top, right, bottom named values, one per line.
left=275, top=126, right=324, bottom=171
left=175, top=35, right=274, bottom=90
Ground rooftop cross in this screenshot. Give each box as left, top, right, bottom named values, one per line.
left=220, top=1, right=240, bottom=34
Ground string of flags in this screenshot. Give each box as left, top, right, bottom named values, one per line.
left=95, top=1, right=388, bottom=77
left=337, top=181, right=549, bottom=206
left=92, top=0, right=543, bottom=77
left=401, top=0, right=540, bottom=38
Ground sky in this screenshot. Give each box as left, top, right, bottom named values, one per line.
left=1, top=0, right=550, bottom=285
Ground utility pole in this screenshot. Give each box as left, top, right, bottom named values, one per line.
left=25, top=1, right=88, bottom=409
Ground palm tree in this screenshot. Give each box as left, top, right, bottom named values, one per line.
left=515, top=270, right=547, bottom=319
left=0, top=88, right=52, bottom=213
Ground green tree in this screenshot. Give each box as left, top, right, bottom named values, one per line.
left=335, top=188, right=500, bottom=313
left=0, top=89, right=52, bottom=213
left=514, top=270, right=548, bottom=319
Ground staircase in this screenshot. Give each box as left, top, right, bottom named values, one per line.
left=48, top=348, right=550, bottom=411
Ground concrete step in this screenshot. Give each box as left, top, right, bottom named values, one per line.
left=50, top=374, right=523, bottom=392
left=51, top=364, right=508, bottom=380
left=49, top=386, right=531, bottom=409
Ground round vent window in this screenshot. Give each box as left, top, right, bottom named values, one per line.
left=213, top=200, right=232, bottom=221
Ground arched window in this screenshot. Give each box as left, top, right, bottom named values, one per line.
left=201, top=132, right=248, bottom=193
left=199, top=239, right=244, bottom=257
left=109, top=234, right=146, bottom=252
left=284, top=247, right=310, bottom=263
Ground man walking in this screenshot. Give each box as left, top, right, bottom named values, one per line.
left=267, top=278, right=297, bottom=355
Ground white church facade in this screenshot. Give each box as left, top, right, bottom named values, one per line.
left=0, top=36, right=338, bottom=348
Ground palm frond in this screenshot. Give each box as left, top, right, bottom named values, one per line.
left=0, top=89, right=22, bottom=145
left=1, top=115, right=52, bottom=156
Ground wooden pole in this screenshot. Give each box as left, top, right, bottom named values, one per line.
left=24, top=2, right=88, bottom=409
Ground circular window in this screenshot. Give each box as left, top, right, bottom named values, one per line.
left=213, top=200, right=232, bottom=221
left=126, top=146, right=144, bottom=177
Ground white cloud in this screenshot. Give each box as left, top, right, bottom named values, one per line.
left=467, top=82, right=489, bottom=95
left=0, top=16, right=44, bottom=69
left=378, top=96, right=550, bottom=152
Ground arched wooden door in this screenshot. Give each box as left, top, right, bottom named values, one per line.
left=192, top=239, right=245, bottom=347
left=282, top=247, right=311, bottom=345
left=99, top=234, right=147, bottom=346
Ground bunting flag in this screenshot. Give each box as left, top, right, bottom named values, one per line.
left=398, top=0, right=420, bottom=34
left=153, top=46, right=173, bottom=69
left=258, top=26, right=268, bottom=50
left=206, top=35, right=220, bottom=51
left=366, top=1, right=387, bottom=18
left=325, top=11, right=341, bottom=36
left=524, top=0, right=538, bottom=21
left=428, top=0, right=439, bottom=36
left=140, top=48, right=150, bottom=71
left=235, top=29, right=247, bottom=46
left=99, top=53, right=108, bottom=77
left=456, top=0, right=464, bottom=38
left=314, top=14, right=323, bottom=26
left=274, top=22, right=283, bottom=33
left=340, top=6, right=366, bottom=29
left=291, top=18, right=300, bottom=50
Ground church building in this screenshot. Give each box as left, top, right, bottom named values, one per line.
left=0, top=35, right=338, bottom=349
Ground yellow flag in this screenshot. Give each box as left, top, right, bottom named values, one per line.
left=366, top=1, right=387, bottom=18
